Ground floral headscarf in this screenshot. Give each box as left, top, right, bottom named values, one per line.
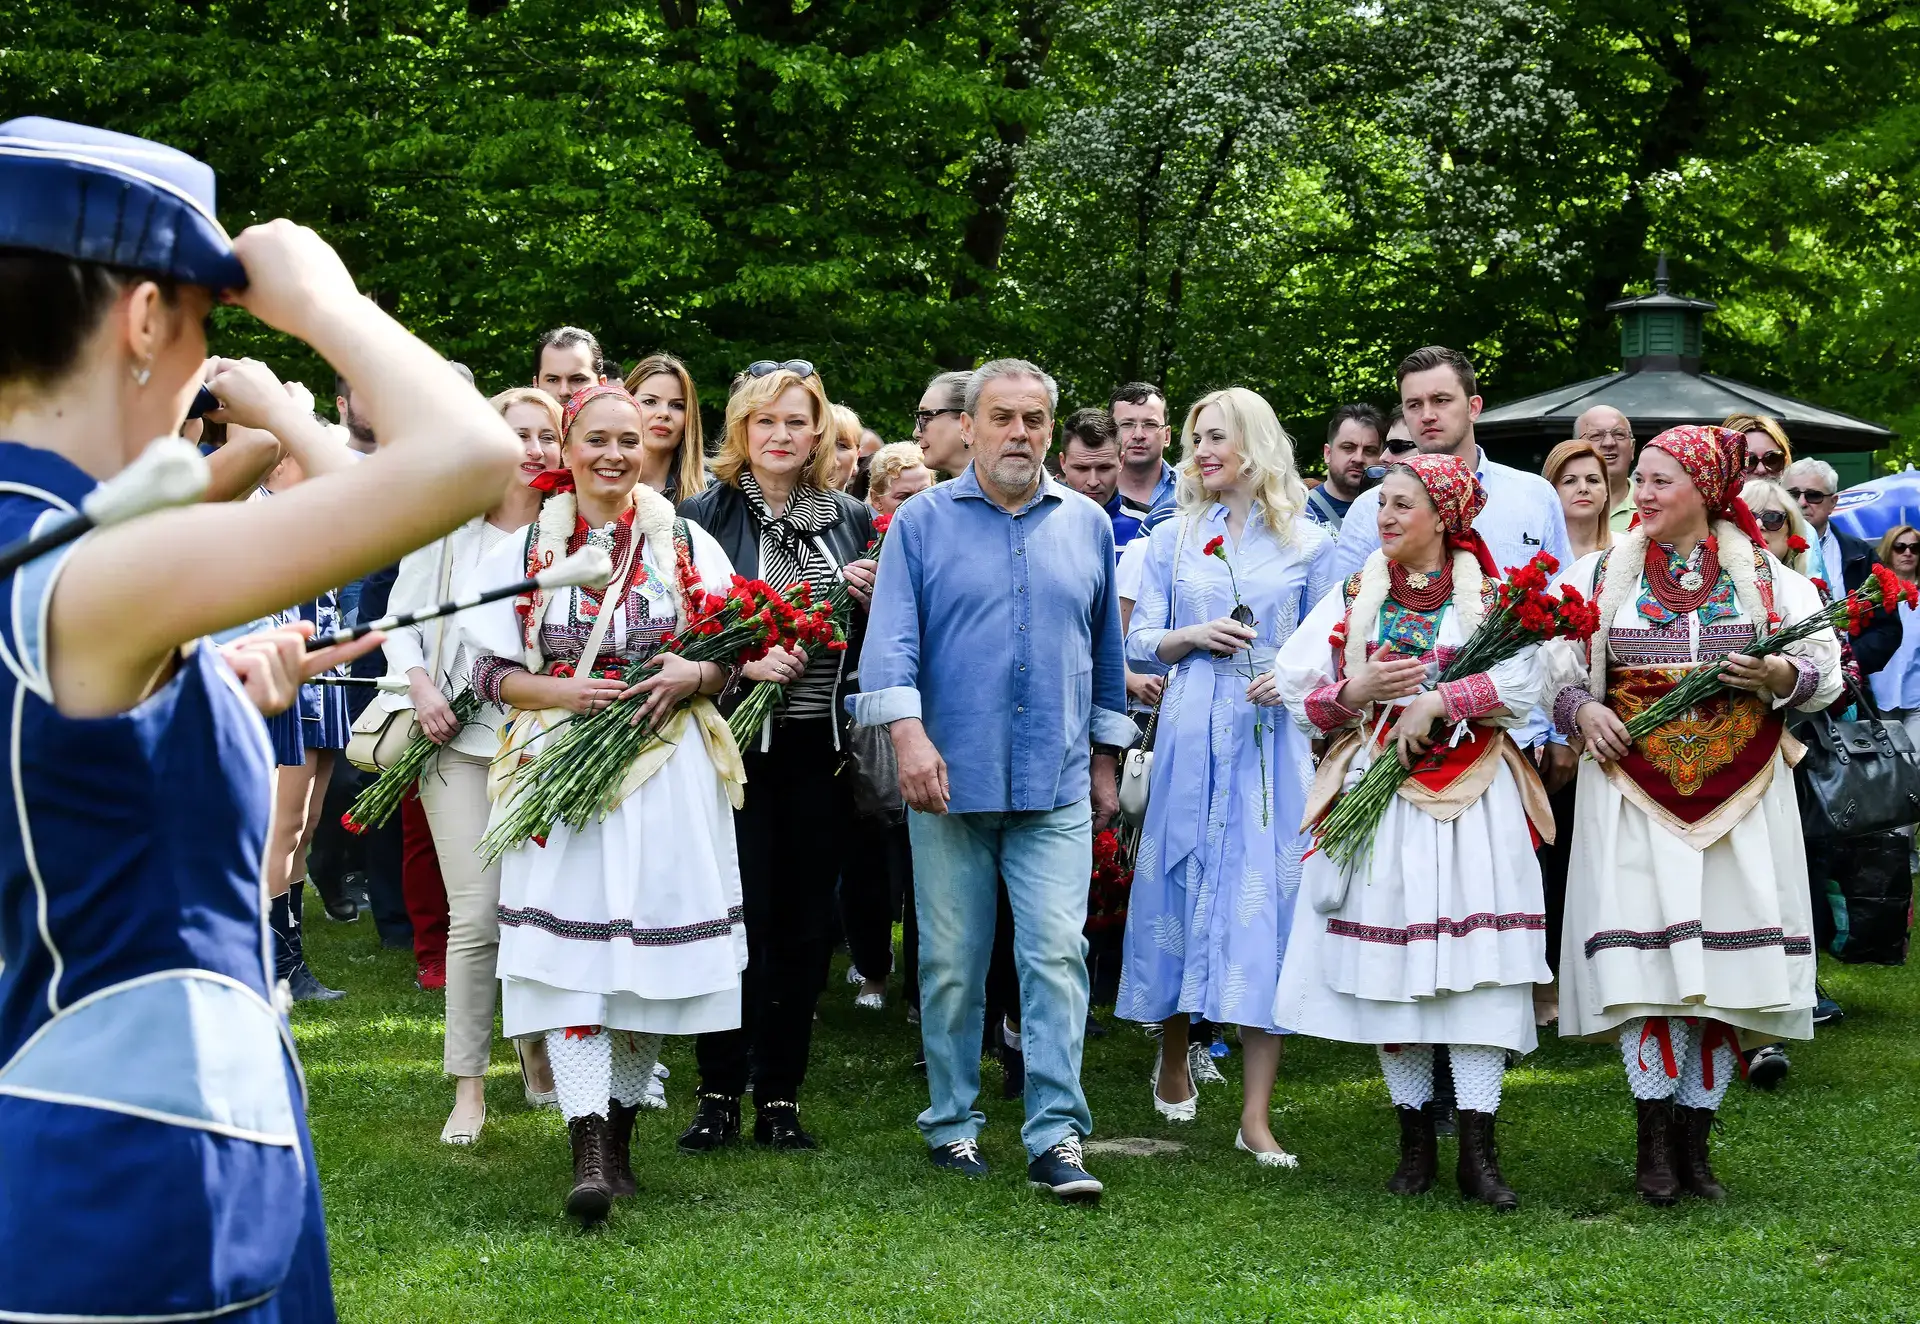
left=1642, top=424, right=1769, bottom=549
left=1391, top=454, right=1499, bottom=578
left=531, top=385, right=642, bottom=495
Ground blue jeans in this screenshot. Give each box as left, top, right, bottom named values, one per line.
left=910, top=800, right=1094, bottom=1157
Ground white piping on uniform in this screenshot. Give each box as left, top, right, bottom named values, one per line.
left=0, top=483, right=76, bottom=691
left=0, top=1285, right=277, bottom=1323
left=0, top=1085, right=297, bottom=1147
left=0, top=143, right=233, bottom=238
left=12, top=684, right=62, bottom=1014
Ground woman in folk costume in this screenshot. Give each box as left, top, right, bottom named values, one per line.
left=462, top=383, right=747, bottom=1225
left=0, top=118, right=519, bottom=1319
left=1115, top=386, right=1336, bottom=1168
left=1544, top=425, right=1840, bottom=1205
left=1273, top=455, right=1554, bottom=1211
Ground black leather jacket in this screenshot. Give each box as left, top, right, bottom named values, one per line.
left=677, top=479, right=874, bottom=727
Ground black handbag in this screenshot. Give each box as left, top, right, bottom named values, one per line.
left=1832, top=830, right=1912, bottom=966
left=1795, top=674, right=1920, bottom=840
left=841, top=705, right=905, bottom=825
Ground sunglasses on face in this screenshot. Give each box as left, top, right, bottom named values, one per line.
left=1785, top=487, right=1834, bottom=503
left=913, top=407, right=962, bottom=430
left=745, top=359, right=816, bottom=380
left=1743, top=450, right=1787, bottom=474
left=1894, top=541, right=1920, bottom=556
left=1755, top=509, right=1789, bottom=531
left=1383, top=438, right=1418, bottom=455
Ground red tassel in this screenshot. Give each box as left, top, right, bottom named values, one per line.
left=1637, top=1017, right=1679, bottom=1079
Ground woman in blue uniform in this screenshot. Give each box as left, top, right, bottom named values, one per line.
left=0, top=118, right=519, bottom=1320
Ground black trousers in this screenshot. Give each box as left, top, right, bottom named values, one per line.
left=839, top=817, right=909, bottom=986
left=697, top=718, right=845, bottom=1102
left=1535, top=777, right=1577, bottom=976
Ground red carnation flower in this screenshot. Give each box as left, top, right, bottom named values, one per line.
left=1787, top=534, right=1809, bottom=553
left=340, top=811, right=367, bottom=836
left=1203, top=535, right=1226, bottom=559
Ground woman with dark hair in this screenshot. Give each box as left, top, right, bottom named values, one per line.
left=0, top=118, right=517, bottom=1319
left=463, top=383, right=746, bottom=1223
left=1547, top=426, right=1840, bottom=1204
left=675, top=361, right=877, bottom=1151
left=624, top=351, right=710, bottom=501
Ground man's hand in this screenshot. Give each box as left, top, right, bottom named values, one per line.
left=1538, top=740, right=1578, bottom=795
left=1091, top=750, right=1120, bottom=831
left=1125, top=671, right=1164, bottom=708
left=408, top=669, right=460, bottom=744
left=890, top=717, right=950, bottom=814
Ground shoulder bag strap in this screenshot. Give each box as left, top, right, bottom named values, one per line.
left=577, top=525, right=643, bottom=678
left=1138, top=517, right=1188, bottom=752
left=425, top=526, right=458, bottom=688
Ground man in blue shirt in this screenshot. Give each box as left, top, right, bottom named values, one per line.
left=1111, top=381, right=1179, bottom=534
left=857, top=359, right=1136, bottom=1201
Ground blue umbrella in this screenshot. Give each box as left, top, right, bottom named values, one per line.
left=1832, top=465, right=1920, bottom=542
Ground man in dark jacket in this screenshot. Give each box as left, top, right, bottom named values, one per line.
left=1788, top=458, right=1901, bottom=672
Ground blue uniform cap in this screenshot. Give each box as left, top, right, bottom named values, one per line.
left=0, top=116, right=246, bottom=290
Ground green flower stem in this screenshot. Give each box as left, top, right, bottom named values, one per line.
left=345, top=690, right=480, bottom=831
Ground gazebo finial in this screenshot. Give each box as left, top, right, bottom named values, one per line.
left=1654, top=253, right=1670, bottom=296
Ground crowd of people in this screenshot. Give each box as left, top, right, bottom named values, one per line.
left=0, top=119, right=1910, bottom=1320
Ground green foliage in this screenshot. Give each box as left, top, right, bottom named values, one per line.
left=4, top=0, right=1918, bottom=460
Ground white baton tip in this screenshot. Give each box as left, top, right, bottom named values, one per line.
left=536, top=546, right=614, bottom=591
left=82, top=438, right=212, bottom=527
left=377, top=674, right=411, bottom=693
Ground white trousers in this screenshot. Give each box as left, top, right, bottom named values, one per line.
left=417, top=748, right=501, bottom=1078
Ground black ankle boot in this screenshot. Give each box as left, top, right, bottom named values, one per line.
left=1386, top=1105, right=1437, bottom=1195
left=607, top=1100, right=639, bottom=1197
left=676, top=1092, right=740, bottom=1154
left=566, top=1113, right=614, bottom=1224
left=274, top=886, right=343, bottom=1003
left=754, top=1099, right=817, bottom=1150
left=1672, top=1104, right=1726, bottom=1201
left=1634, top=1098, right=1680, bottom=1206
left=1455, top=1109, right=1518, bottom=1211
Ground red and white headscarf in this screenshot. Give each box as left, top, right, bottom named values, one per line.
left=1641, top=424, right=1770, bottom=550
left=1393, top=454, right=1499, bottom=579
left=529, top=385, right=642, bottom=494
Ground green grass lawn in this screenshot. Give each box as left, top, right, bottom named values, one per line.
left=300, top=919, right=1920, bottom=1322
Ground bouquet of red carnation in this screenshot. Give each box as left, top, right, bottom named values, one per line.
left=481, top=575, right=836, bottom=861
left=1315, top=551, right=1600, bottom=871
left=341, top=690, right=481, bottom=834
left=724, top=515, right=884, bottom=748
left=1620, top=561, right=1917, bottom=741
left=724, top=579, right=850, bottom=746
left=1087, top=828, right=1135, bottom=933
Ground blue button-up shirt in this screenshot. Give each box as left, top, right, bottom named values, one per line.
left=855, top=464, right=1137, bottom=814
left=1329, top=445, right=1570, bottom=748
left=1140, top=460, right=1179, bottom=534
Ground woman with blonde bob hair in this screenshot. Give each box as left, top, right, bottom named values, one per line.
left=1172, top=386, right=1310, bottom=536
left=1117, top=384, right=1335, bottom=1166
left=1740, top=477, right=1827, bottom=587
left=677, top=360, right=880, bottom=1152
left=623, top=351, right=709, bottom=501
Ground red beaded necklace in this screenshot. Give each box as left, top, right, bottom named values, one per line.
left=1387, top=558, right=1453, bottom=611
left=1645, top=538, right=1721, bottom=615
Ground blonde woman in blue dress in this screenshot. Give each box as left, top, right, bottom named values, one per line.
left=1116, top=387, right=1335, bottom=1167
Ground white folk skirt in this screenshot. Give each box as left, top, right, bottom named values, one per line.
left=1272, top=755, right=1550, bottom=1053
left=495, top=728, right=747, bottom=1039
left=1558, top=753, right=1815, bottom=1044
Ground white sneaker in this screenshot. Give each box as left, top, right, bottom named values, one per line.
left=855, top=991, right=885, bottom=1010
left=1189, top=1041, right=1227, bottom=1086
left=641, top=1071, right=668, bottom=1111
left=845, top=966, right=865, bottom=986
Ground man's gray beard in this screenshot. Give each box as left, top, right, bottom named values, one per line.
left=987, top=455, right=1039, bottom=491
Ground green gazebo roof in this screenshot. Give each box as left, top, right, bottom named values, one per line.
left=1475, top=259, right=1895, bottom=463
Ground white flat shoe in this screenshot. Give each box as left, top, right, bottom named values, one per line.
left=440, top=1101, right=486, bottom=1146
left=1150, top=1055, right=1197, bottom=1122
left=854, top=991, right=885, bottom=1010
left=516, top=1039, right=558, bottom=1111
left=1235, top=1129, right=1299, bottom=1168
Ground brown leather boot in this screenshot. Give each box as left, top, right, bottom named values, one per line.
left=1672, top=1105, right=1726, bottom=1201
left=1386, top=1105, right=1437, bottom=1195
left=1454, top=1109, right=1518, bottom=1211
left=1634, top=1098, right=1680, bottom=1206
left=565, top=1113, right=614, bottom=1225
left=607, top=1100, right=640, bottom=1198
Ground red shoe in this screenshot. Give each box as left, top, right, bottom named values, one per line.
left=415, top=957, right=447, bottom=992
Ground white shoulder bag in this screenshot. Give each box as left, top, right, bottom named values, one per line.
left=1114, top=518, right=1186, bottom=827
left=347, top=534, right=458, bottom=774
